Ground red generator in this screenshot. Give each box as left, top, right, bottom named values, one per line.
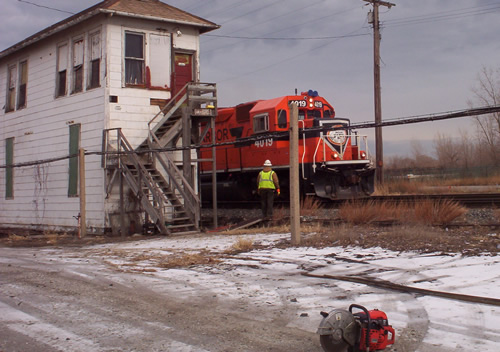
left=318, top=304, right=395, bottom=352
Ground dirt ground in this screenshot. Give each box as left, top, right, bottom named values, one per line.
left=1, top=208, right=498, bottom=256
left=0, top=208, right=498, bottom=352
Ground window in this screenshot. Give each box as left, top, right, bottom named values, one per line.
left=17, top=61, right=27, bottom=109
left=308, top=110, right=321, bottom=118
left=68, top=124, right=80, bottom=197
left=125, top=32, right=145, bottom=85
left=324, top=107, right=333, bottom=118
left=88, top=31, right=101, bottom=89
left=5, top=138, right=14, bottom=199
left=72, top=38, right=84, bottom=93
left=56, top=43, right=68, bottom=97
left=253, top=113, right=269, bottom=133
left=6, top=65, right=16, bottom=112
left=277, top=109, right=287, bottom=128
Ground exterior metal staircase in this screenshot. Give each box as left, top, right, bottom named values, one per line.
left=103, top=82, right=217, bottom=235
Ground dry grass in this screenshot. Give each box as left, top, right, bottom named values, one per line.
left=224, top=237, right=255, bottom=254
left=223, top=224, right=290, bottom=236
left=376, top=173, right=500, bottom=195
left=413, top=199, right=467, bottom=225
left=158, top=251, right=220, bottom=269
left=300, top=196, right=323, bottom=217
left=338, top=199, right=466, bottom=226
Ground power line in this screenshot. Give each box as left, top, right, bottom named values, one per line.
left=202, top=5, right=361, bottom=55
left=201, top=0, right=325, bottom=45
left=17, top=0, right=75, bottom=14
left=4, top=105, right=499, bottom=169
left=204, top=33, right=369, bottom=41
left=384, top=3, right=500, bottom=28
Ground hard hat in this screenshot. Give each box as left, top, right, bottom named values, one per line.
left=263, top=160, right=272, bottom=166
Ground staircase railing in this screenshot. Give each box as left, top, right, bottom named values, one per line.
left=151, top=148, right=200, bottom=227
left=103, top=128, right=171, bottom=234
left=147, top=82, right=190, bottom=145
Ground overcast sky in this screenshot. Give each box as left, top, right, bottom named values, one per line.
left=2, top=0, right=500, bottom=156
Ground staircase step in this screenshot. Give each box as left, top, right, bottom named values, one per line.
left=169, top=217, right=191, bottom=222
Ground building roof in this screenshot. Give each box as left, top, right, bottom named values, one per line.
left=0, top=0, right=219, bottom=59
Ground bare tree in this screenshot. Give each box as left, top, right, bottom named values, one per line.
left=469, top=66, right=500, bottom=165
left=434, top=133, right=459, bottom=168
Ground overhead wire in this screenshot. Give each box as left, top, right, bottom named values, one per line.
left=202, top=4, right=361, bottom=55
left=3, top=104, right=500, bottom=170
left=201, top=0, right=325, bottom=45
left=384, top=2, right=500, bottom=27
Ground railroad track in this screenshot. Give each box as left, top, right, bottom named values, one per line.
left=204, top=193, right=500, bottom=208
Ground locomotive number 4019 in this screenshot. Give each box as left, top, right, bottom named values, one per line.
left=255, top=138, right=273, bottom=147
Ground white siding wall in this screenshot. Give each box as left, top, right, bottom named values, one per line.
left=0, top=14, right=203, bottom=234
left=0, top=19, right=107, bottom=232
left=106, top=17, right=200, bottom=148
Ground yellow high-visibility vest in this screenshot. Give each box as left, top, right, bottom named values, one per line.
left=258, top=170, right=276, bottom=190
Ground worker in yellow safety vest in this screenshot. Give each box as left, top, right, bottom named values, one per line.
left=257, top=160, right=280, bottom=219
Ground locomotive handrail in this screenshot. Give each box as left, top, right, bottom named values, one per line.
left=299, top=120, right=306, bottom=179
left=312, top=133, right=371, bottom=173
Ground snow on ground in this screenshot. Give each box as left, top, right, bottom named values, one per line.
left=32, top=233, right=500, bottom=351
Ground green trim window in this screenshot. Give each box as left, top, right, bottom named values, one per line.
left=68, top=124, right=80, bottom=197
left=5, top=138, right=14, bottom=199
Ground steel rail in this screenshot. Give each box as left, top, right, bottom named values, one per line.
left=302, top=272, right=500, bottom=307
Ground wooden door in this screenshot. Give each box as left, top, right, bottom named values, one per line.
left=172, top=53, right=193, bottom=94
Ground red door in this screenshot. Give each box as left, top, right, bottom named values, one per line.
left=173, top=53, right=193, bottom=95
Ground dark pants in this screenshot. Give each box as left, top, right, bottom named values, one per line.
left=260, top=189, right=275, bottom=218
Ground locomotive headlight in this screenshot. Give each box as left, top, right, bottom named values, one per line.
left=361, top=151, right=366, bottom=159
left=309, top=98, right=313, bottom=103
left=333, top=152, right=339, bottom=159
left=309, top=103, right=313, bottom=108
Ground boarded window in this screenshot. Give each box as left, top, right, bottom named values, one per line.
left=277, top=109, right=287, bottom=128
left=149, top=33, right=171, bottom=88
left=89, top=31, right=101, bottom=89
left=253, top=113, right=269, bottom=133
left=5, top=138, right=14, bottom=199
left=68, top=124, right=80, bottom=197
left=125, top=32, right=145, bottom=85
left=72, top=39, right=84, bottom=93
left=57, top=43, right=68, bottom=97
left=17, top=60, right=28, bottom=109
left=6, top=65, right=16, bottom=112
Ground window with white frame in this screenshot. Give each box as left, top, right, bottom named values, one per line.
left=4, top=60, right=28, bottom=113
left=56, top=43, right=68, bottom=97
left=124, top=32, right=145, bottom=86
left=88, top=31, right=101, bottom=89
left=72, top=38, right=84, bottom=94
left=253, top=113, right=269, bottom=133
left=5, top=65, right=17, bottom=112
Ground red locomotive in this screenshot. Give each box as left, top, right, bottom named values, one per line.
left=198, top=90, right=375, bottom=201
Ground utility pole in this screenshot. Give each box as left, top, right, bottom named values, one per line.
left=289, top=103, right=300, bottom=245
left=364, top=0, right=395, bottom=185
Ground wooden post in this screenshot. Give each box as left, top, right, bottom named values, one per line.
left=289, top=103, right=300, bottom=245
left=79, top=148, right=87, bottom=237
left=211, top=116, right=218, bottom=229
